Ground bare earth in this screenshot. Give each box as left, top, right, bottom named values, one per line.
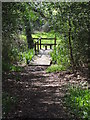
left=3, top=65, right=89, bottom=120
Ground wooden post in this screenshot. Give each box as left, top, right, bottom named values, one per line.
left=50, top=45, right=52, bottom=49
left=35, top=42, right=37, bottom=55
left=45, top=45, right=47, bottom=50
left=37, top=41, right=39, bottom=53
left=40, top=38, right=41, bottom=49
left=54, top=35, right=56, bottom=48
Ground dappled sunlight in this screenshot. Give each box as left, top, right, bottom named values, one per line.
left=2, top=2, right=90, bottom=119
left=3, top=66, right=68, bottom=118
left=3, top=65, right=89, bottom=119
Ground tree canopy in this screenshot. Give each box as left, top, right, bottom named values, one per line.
left=2, top=2, right=90, bottom=72
left=2, top=2, right=90, bottom=119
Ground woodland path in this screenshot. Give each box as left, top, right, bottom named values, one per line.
left=3, top=65, right=87, bottom=120
left=30, top=49, right=53, bottom=66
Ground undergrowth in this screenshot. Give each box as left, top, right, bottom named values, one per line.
left=64, top=86, right=90, bottom=120
left=18, top=49, right=34, bottom=64
left=2, top=62, right=23, bottom=72
left=46, top=38, right=70, bottom=73
left=46, top=64, right=66, bottom=73
left=2, top=92, right=18, bottom=118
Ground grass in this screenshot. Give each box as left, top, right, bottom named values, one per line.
left=46, top=64, right=66, bottom=73
left=64, top=86, right=90, bottom=120
left=32, top=31, right=55, bottom=38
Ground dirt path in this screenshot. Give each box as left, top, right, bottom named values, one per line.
left=30, top=49, right=52, bottom=65
left=3, top=65, right=88, bottom=119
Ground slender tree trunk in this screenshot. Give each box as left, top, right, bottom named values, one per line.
left=87, top=29, right=90, bottom=78
left=25, top=19, right=34, bottom=49
left=68, top=20, right=75, bottom=72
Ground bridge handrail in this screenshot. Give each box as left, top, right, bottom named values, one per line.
left=33, top=37, right=54, bottom=40
left=33, top=35, right=56, bottom=55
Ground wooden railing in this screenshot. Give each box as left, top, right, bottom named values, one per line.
left=33, top=35, right=56, bottom=55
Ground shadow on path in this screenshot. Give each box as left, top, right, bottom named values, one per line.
left=3, top=66, right=81, bottom=119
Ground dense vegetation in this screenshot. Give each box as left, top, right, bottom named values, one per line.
left=2, top=2, right=90, bottom=119
left=65, top=86, right=90, bottom=119
left=2, top=2, right=90, bottom=72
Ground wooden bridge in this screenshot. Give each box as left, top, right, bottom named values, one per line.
left=29, top=35, right=57, bottom=66
left=33, top=35, right=56, bottom=55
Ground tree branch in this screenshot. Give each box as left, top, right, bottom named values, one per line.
left=27, top=3, right=48, bottom=20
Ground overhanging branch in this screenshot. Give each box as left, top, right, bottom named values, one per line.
left=27, top=3, right=48, bottom=20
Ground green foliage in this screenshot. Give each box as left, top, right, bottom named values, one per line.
left=50, top=48, right=57, bottom=64
left=18, top=49, right=34, bottom=63
left=32, top=31, right=55, bottom=38
left=10, top=65, right=23, bottom=72
left=2, top=92, right=17, bottom=118
left=2, top=2, right=90, bottom=73
left=50, top=46, right=70, bottom=65
left=9, top=48, right=19, bottom=62
left=2, top=3, right=21, bottom=62
left=32, top=31, right=70, bottom=67
left=19, top=34, right=27, bottom=41
left=32, top=2, right=90, bottom=69
left=33, top=31, right=70, bottom=73
left=49, top=34, right=70, bottom=72
left=32, top=31, right=57, bottom=49
left=2, top=62, right=23, bottom=72
left=2, top=2, right=35, bottom=64
left=46, top=64, right=66, bottom=73
left=65, top=87, right=90, bottom=120
left=54, top=3, right=90, bottom=67
left=2, top=62, right=11, bottom=72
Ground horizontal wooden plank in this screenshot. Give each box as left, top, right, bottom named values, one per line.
left=41, top=38, right=55, bottom=40
left=33, top=38, right=55, bottom=40
left=33, top=38, right=39, bottom=39
left=35, top=43, right=57, bottom=46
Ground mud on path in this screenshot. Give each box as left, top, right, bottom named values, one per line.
left=3, top=65, right=88, bottom=119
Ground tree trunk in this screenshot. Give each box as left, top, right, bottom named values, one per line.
left=87, top=29, right=90, bottom=78
left=25, top=19, right=34, bottom=49
left=68, top=20, right=75, bottom=72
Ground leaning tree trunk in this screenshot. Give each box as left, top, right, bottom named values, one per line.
left=68, top=20, right=75, bottom=72
left=25, top=19, right=34, bottom=49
